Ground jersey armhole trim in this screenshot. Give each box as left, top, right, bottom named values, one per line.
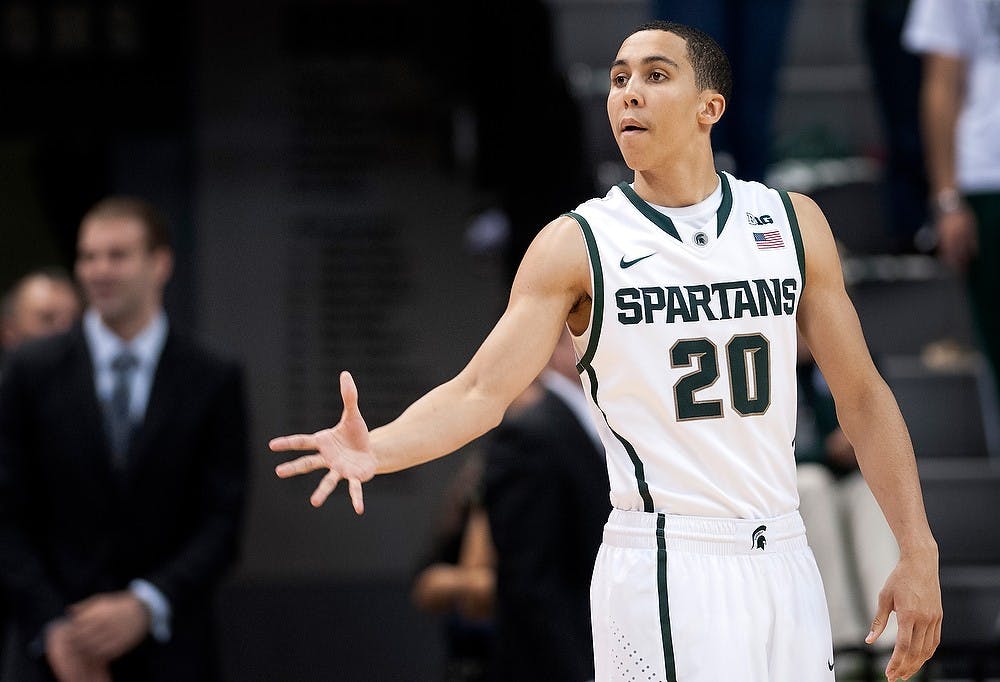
left=581, top=363, right=655, bottom=513
left=564, top=211, right=603, bottom=373
left=778, top=189, right=806, bottom=292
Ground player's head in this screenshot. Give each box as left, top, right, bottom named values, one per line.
left=608, top=21, right=730, bottom=171
left=1, top=268, right=81, bottom=350
left=75, top=196, right=173, bottom=337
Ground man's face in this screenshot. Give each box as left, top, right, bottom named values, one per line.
left=1, top=277, right=80, bottom=349
left=607, top=30, right=707, bottom=171
left=75, top=216, right=170, bottom=328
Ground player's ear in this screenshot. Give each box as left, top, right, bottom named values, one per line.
left=697, top=92, right=725, bottom=126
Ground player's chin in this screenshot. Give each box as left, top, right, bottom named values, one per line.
left=618, top=151, right=651, bottom=172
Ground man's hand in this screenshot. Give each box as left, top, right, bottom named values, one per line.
left=46, top=620, right=111, bottom=682
left=936, top=208, right=978, bottom=270
left=66, top=591, right=151, bottom=663
left=271, top=371, right=375, bottom=513
left=866, top=548, right=942, bottom=680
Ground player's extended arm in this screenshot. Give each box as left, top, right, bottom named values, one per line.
left=792, top=193, right=941, bottom=680
left=270, top=216, right=590, bottom=513
left=921, top=52, right=977, bottom=269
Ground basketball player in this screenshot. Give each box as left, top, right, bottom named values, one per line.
left=271, top=21, right=941, bottom=680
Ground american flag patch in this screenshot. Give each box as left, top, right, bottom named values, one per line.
left=753, top=230, right=785, bottom=250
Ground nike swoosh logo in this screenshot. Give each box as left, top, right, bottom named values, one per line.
left=828, top=659, right=835, bottom=671
left=620, top=252, right=656, bottom=268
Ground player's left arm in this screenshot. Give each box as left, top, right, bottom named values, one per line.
left=791, top=192, right=941, bottom=680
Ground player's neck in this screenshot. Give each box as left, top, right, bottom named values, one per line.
left=631, top=159, right=719, bottom=208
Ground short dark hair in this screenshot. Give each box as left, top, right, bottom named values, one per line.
left=627, top=20, right=732, bottom=102
left=81, top=196, right=172, bottom=251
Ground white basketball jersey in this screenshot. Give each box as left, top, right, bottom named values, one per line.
left=568, top=172, right=805, bottom=518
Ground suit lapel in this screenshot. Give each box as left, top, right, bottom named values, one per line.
left=68, top=328, right=118, bottom=474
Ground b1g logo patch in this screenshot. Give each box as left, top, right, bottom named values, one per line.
left=746, top=212, right=773, bottom=226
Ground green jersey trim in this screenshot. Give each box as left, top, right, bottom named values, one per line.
left=716, top=172, right=734, bottom=237
left=616, top=182, right=682, bottom=242
left=778, top=189, right=806, bottom=292
left=582, top=364, right=654, bottom=512
left=656, top=514, right=677, bottom=680
left=615, top=172, right=734, bottom=243
left=564, top=211, right=603, bottom=371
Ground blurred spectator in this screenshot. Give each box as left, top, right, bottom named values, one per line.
left=0, top=197, right=248, bottom=682
left=904, top=0, right=1000, bottom=418
left=862, top=0, right=928, bottom=253
left=651, top=0, right=795, bottom=182
left=448, top=0, right=595, bottom=283
left=411, top=455, right=496, bottom=682
left=794, top=335, right=898, bottom=656
left=0, top=270, right=80, bottom=678
left=1, top=269, right=81, bottom=354
left=483, top=331, right=609, bottom=681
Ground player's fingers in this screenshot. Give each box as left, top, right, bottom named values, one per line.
left=348, top=478, right=365, bottom=515
left=275, top=454, right=326, bottom=478
left=866, top=590, right=893, bottom=644
left=898, top=620, right=929, bottom=679
left=310, top=471, right=341, bottom=508
left=885, top=617, right=914, bottom=681
left=340, top=371, right=359, bottom=416
left=269, top=433, right=317, bottom=452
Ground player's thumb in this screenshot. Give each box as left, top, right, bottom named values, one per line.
left=866, top=590, right=893, bottom=645
left=340, top=371, right=360, bottom=416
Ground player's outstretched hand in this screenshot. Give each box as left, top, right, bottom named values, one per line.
left=270, top=371, right=375, bottom=514
left=866, top=550, right=942, bottom=680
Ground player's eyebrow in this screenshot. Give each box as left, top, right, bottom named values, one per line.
left=611, top=55, right=679, bottom=70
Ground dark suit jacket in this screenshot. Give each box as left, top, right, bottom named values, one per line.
left=484, top=387, right=610, bottom=682
left=0, top=324, right=248, bottom=681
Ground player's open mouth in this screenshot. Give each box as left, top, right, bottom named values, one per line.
left=620, top=119, right=647, bottom=134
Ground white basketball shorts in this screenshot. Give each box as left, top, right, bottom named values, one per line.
left=591, top=509, right=835, bottom=681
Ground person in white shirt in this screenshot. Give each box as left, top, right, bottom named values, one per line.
left=904, top=0, right=1000, bottom=422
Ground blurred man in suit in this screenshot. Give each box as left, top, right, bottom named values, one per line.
left=483, top=331, right=609, bottom=681
left=0, top=269, right=80, bottom=677
left=0, top=197, right=248, bottom=681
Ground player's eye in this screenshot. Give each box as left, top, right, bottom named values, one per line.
left=649, top=71, right=667, bottom=82
left=611, top=73, right=628, bottom=87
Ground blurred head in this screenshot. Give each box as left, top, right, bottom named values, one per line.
left=608, top=21, right=729, bottom=171
left=1, top=269, right=81, bottom=350
left=75, top=197, right=173, bottom=339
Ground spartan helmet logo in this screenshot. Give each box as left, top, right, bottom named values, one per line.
left=751, top=525, right=767, bottom=551
left=694, top=231, right=708, bottom=247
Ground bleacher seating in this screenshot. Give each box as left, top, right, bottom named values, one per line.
left=920, top=459, right=1000, bottom=678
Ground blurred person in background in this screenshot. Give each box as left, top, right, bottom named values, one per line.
left=483, top=330, right=609, bottom=681
left=0, top=268, right=81, bottom=356
left=0, top=269, right=80, bottom=678
left=0, top=197, right=248, bottom=682
left=651, top=0, right=795, bottom=182
left=411, top=456, right=496, bottom=682
left=904, top=0, right=1000, bottom=421
left=862, top=0, right=928, bottom=254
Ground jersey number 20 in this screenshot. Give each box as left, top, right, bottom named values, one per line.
left=670, top=333, right=770, bottom=420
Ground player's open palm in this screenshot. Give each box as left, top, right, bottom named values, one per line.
left=270, top=371, right=375, bottom=514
